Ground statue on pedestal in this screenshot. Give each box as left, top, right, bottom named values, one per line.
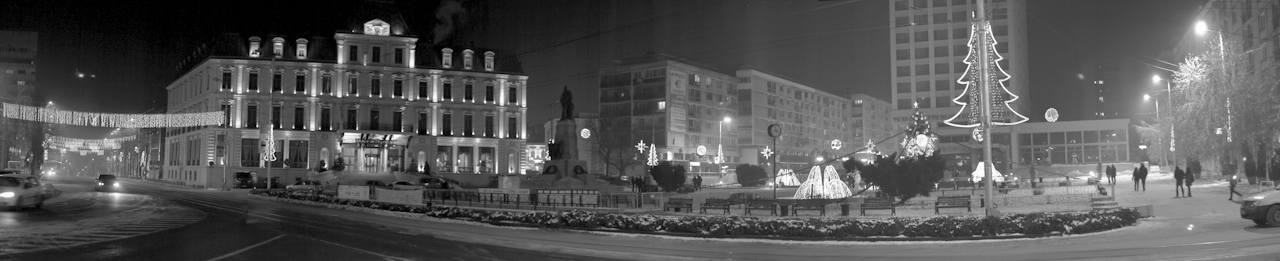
left=560, top=86, right=574, bottom=120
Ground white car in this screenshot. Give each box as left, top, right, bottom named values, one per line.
left=1241, top=186, right=1280, bottom=226
left=0, top=172, right=47, bottom=210
left=286, top=180, right=322, bottom=192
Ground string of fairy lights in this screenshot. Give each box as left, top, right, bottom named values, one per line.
left=3, top=103, right=225, bottom=128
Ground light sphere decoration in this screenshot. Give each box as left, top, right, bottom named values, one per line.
left=580, top=128, right=591, bottom=139
left=1045, top=108, right=1059, bottom=122
left=831, top=139, right=843, bottom=150
left=696, top=145, right=707, bottom=155
left=971, top=128, right=985, bottom=142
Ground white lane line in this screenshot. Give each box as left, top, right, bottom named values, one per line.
left=310, top=237, right=413, bottom=261
left=205, top=235, right=286, bottom=261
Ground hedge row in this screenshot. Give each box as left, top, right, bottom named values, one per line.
left=250, top=189, right=1141, bottom=239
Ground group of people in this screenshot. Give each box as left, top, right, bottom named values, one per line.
left=1132, top=164, right=1149, bottom=191
left=1173, top=166, right=1196, bottom=198
left=1101, top=164, right=1119, bottom=184
left=691, top=175, right=703, bottom=191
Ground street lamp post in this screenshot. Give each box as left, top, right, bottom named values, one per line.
left=1149, top=75, right=1173, bottom=168
left=1196, top=20, right=1233, bottom=172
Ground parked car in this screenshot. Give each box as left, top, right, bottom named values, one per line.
left=0, top=172, right=47, bottom=210
left=391, top=181, right=422, bottom=190
left=95, top=174, right=121, bottom=192
left=233, top=172, right=254, bottom=189
left=1241, top=188, right=1280, bottom=226
left=286, top=180, right=322, bottom=192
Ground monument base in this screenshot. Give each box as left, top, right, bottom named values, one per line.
left=522, top=159, right=621, bottom=193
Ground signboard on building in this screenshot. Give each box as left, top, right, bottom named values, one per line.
left=669, top=102, right=687, bottom=133
left=374, top=187, right=424, bottom=205
left=337, top=185, right=370, bottom=200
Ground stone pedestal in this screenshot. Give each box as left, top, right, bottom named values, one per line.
left=522, top=159, right=620, bottom=193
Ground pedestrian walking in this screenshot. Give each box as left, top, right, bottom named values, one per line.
left=1106, top=165, right=1116, bottom=185
left=1174, top=166, right=1185, bottom=198
left=693, top=175, right=702, bottom=191
left=1184, top=166, right=1194, bottom=197
left=1133, top=166, right=1141, bottom=191
left=1137, top=163, right=1148, bottom=191
left=1230, top=175, right=1244, bottom=201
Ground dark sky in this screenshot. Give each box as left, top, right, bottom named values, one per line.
left=0, top=0, right=1206, bottom=138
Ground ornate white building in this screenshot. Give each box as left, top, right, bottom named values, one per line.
left=162, top=13, right=527, bottom=188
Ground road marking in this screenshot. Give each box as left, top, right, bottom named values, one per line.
left=310, top=237, right=413, bottom=261
left=205, top=235, right=285, bottom=261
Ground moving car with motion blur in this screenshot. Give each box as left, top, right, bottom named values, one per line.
left=0, top=171, right=48, bottom=210
left=95, top=174, right=121, bottom=192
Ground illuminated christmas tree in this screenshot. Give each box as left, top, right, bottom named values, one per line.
left=944, top=21, right=1028, bottom=130
left=794, top=165, right=852, bottom=199
left=900, top=102, right=937, bottom=158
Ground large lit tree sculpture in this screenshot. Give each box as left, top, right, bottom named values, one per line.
left=794, top=165, right=851, bottom=199
left=943, top=22, right=1028, bottom=131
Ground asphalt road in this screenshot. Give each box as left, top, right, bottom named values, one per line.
left=5, top=173, right=1280, bottom=260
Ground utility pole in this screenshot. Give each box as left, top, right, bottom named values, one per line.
left=977, top=0, right=996, bottom=216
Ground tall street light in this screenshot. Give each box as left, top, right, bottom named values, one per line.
left=717, top=117, right=731, bottom=168
left=1195, top=20, right=1232, bottom=169
left=1151, top=75, right=1173, bottom=168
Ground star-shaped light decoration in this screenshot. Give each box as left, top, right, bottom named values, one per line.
left=635, top=140, right=647, bottom=153
left=761, top=146, right=774, bottom=159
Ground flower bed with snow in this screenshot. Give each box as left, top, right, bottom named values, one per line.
left=250, top=189, right=1141, bottom=240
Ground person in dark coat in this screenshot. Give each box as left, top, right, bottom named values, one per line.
left=1174, top=166, right=1185, bottom=198
left=1106, top=165, right=1116, bottom=185
left=693, top=175, right=702, bottom=191
left=1137, top=163, right=1148, bottom=191
left=1184, top=166, right=1195, bottom=197
left=1133, top=166, right=1141, bottom=191
left=1230, top=174, right=1244, bottom=201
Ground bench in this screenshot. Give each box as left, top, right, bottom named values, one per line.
left=860, top=197, right=896, bottom=216
left=664, top=198, right=692, bottom=213
left=955, top=180, right=976, bottom=189
left=745, top=200, right=777, bottom=216
left=935, top=195, right=972, bottom=214
left=790, top=200, right=827, bottom=216
left=728, top=193, right=758, bottom=206
left=701, top=198, right=732, bottom=214
left=936, top=181, right=957, bottom=190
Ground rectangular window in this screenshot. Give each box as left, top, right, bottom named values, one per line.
left=935, top=63, right=950, bottom=74
left=418, top=113, right=428, bottom=135
left=897, top=82, right=911, bottom=93
left=287, top=140, right=308, bottom=169
left=917, top=97, right=932, bottom=108
left=895, top=16, right=910, bottom=27
left=897, top=99, right=912, bottom=110
left=220, top=104, right=231, bottom=127
left=895, top=33, right=909, bottom=44
left=915, top=47, right=928, bottom=59
left=271, top=74, right=282, bottom=92
left=936, top=95, right=951, bottom=108
left=370, top=109, right=381, bottom=130
left=955, top=62, right=967, bottom=73
left=221, top=72, right=232, bottom=90
left=464, top=115, right=474, bottom=136
left=896, top=66, right=910, bottom=77
left=393, top=80, right=403, bottom=97
left=953, top=28, right=967, bottom=39
left=933, top=0, right=947, bottom=7
left=295, top=75, right=306, bottom=93
left=914, top=30, right=929, bottom=42
left=271, top=106, right=281, bottom=129
left=464, top=83, right=473, bottom=100
left=915, top=81, right=930, bottom=92
left=246, top=105, right=258, bottom=129
left=894, top=0, right=908, bottom=11
left=321, top=75, right=332, bottom=94
left=915, top=64, right=930, bottom=75
left=994, top=25, right=1008, bottom=36
left=914, top=15, right=927, bottom=26
left=241, top=139, right=260, bottom=167
left=485, top=84, right=494, bottom=102
left=442, top=114, right=453, bottom=136
left=443, top=82, right=453, bottom=99
left=393, top=111, right=403, bottom=132
left=507, top=117, right=517, bottom=138
left=418, top=82, right=429, bottom=98
left=484, top=116, right=494, bottom=137
left=508, top=87, right=517, bottom=103
left=1050, top=132, right=1065, bottom=145
left=934, top=46, right=949, bottom=57
left=248, top=73, right=259, bottom=91
left=321, top=108, right=331, bottom=131
left=371, top=79, right=381, bottom=96
left=346, top=109, right=357, bottom=129
left=294, top=107, right=305, bottom=130
left=348, top=77, right=358, bottom=95
left=935, top=80, right=950, bottom=91
left=394, top=48, right=404, bottom=64
left=349, top=46, right=359, bottom=63
left=896, top=49, right=910, bottom=60
left=933, top=14, right=949, bottom=26
left=372, top=47, right=381, bottom=63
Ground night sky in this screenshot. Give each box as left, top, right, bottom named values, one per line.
left=0, top=0, right=1205, bottom=139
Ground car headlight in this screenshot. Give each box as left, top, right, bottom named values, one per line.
left=0, top=192, right=13, bottom=198
left=98, top=182, right=105, bottom=186
left=114, top=183, right=120, bottom=187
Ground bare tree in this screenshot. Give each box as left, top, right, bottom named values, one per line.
left=590, top=118, right=642, bottom=177
left=1171, top=36, right=1280, bottom=167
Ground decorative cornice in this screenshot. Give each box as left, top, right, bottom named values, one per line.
left=294, top=68, right=309, bottom=74
left=270, top=100, right=285, bottom=106
left=369, top=71, right=384, bottom=78
left=391, top=73, right=407, bottom=80
left=294, top=101, right=308, bottom=107
left=345, top=104, right=361, bottom=109
left=320, top=102, right=334, bottom=108
left=247, top=67, right=262, bottom=73
left=319, top=69, right=335, bottom=75
left=392, top=106, right=406, bottom=112
left=346, top=71, right=361, bottom=77
left=270, top=68, right=285, bottom=74
left=219, top=66, right=236, bottom=72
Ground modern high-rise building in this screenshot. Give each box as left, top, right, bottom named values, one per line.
left=889, top=0, right=1027, bottom=170
left=0, top=30, right=38, bottom=168
left=161, top=4, right=528, bottom=188
left=597, top=53, right=739, bottom=176
left=735, top=69, right=852, bottom=170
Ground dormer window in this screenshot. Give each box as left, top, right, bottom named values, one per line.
left=484, top=51, right=495, bottom=71
left=248, top=36, right=262, bottom=58
left=272, top=37, right=285, bottom=59
left=442, top=48, right=453, bottom=68
left=295, top=38, right=308, bottom=59
left=363, top=19, right=390, bottom=36
left=463, top=49, right=474, bottom=69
